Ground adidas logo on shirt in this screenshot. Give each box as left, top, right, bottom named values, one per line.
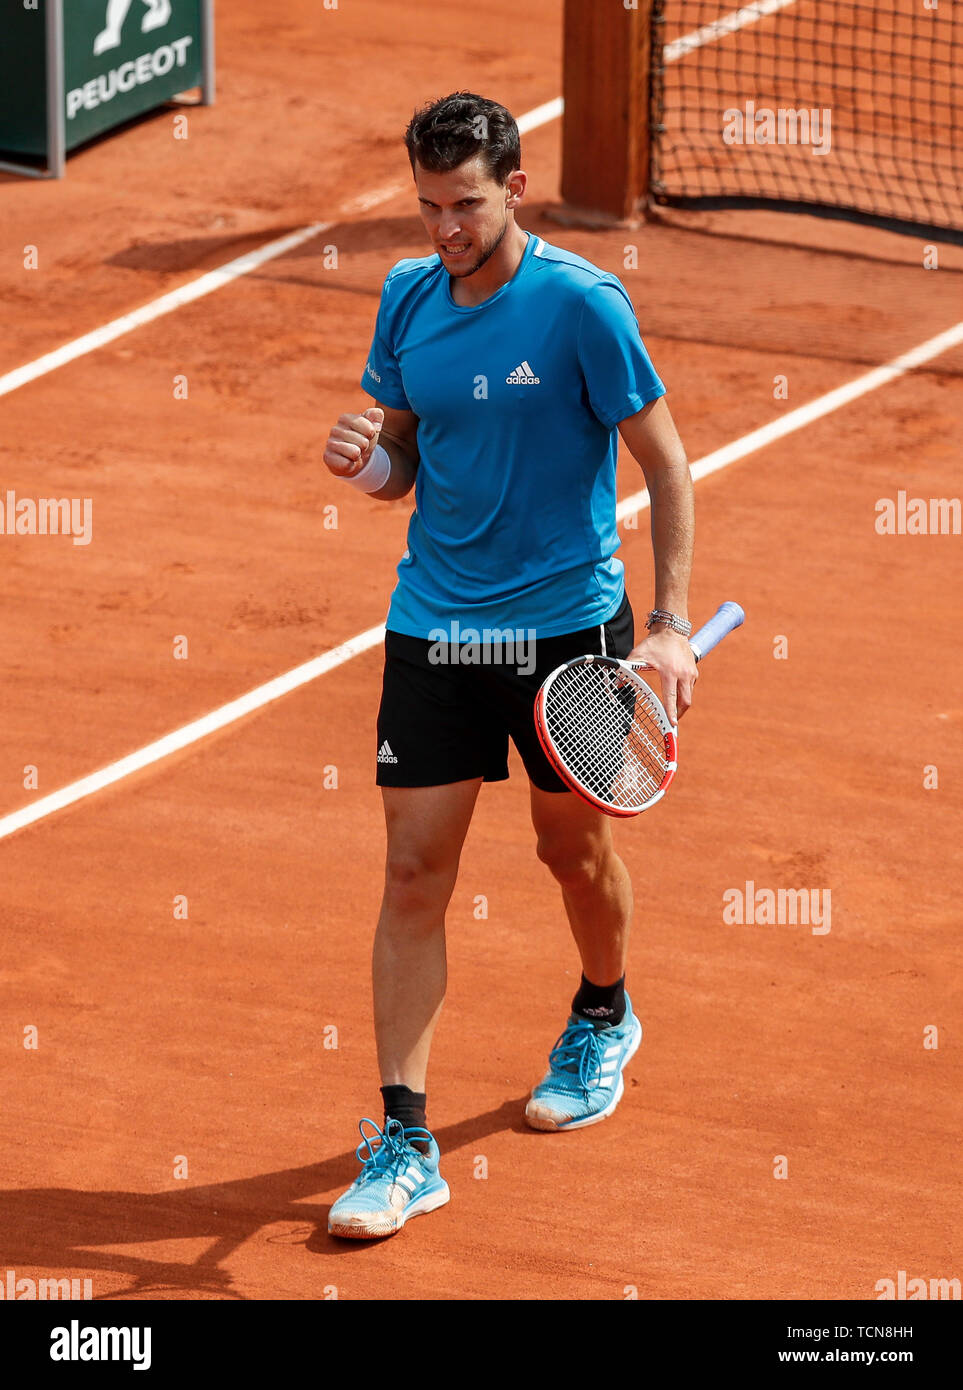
left=506, top=360, right=540, bottom=385
left=377, top=740, right=398, bottom=765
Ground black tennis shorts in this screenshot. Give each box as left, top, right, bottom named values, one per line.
left=376, top=592, right=635, bottom=792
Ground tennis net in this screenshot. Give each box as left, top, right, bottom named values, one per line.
left=649, top=0, right=963, bottom=243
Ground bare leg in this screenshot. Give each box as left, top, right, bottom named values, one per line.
left=373, top=779, right=482, bottom=1091
left=529, top=784, right=633, bottom=986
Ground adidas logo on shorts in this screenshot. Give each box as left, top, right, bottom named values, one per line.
left=377, top=740, right=398, bottom=765
left=506, top=360, right=540, bottom=385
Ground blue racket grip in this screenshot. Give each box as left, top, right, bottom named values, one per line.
left=689, top=601, right=745, bottom=662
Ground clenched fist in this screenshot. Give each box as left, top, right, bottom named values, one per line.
left=324, top=407, right=385, bottom=478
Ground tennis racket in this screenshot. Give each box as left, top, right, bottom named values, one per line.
left=534, top=601, right=745, bottom=817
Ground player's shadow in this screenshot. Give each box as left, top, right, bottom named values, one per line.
left=101, top=201, right=566, bottom=293
left=3, top=1098, right=529, bottom=1298
left=103, top=216, right=426, bottom=283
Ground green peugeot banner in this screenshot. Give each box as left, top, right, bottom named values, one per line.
left=0, top=3, right=49, bottom=159
left=64, top=0, right=203, bottom=149
left=0, top=0, right=213, bottom=176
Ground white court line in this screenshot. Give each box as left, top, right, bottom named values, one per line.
left=0, top=98, right=567, bottom=404
left=3, top=315, right=960, bottom=844
left=0, top=626, right=386, bottom=843
left=0, top=223, right=331, bottom=400
left=520, top=5, right=796, bottom=131
left=0, top=48, right=953, bottom=842
left=615, top=319, right=963, bottom=521
left=518, top=98, right=564, bottom=133
left=0, top=0, right=794, bottom=405
left=664, top=0, right=799, bottom=64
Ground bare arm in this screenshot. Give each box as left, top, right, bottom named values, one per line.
left=323, top=402, right=420, bottom=501
left=617, top=396, right=698, bottom=720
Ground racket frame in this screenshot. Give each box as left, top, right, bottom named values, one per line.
left=533, top=601, right=745, bottom=818
left=534, top=654, right=679, bottom=817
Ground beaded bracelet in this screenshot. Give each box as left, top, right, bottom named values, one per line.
left=645, top=609, right=692, bottom=638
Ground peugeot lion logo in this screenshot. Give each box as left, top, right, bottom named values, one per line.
left=94, top=0, right=172, bottom=56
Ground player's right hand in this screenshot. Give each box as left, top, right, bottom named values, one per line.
left=323, top=408, right=384, bottom=478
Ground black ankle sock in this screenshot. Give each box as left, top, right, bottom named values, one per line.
left=572, top=973, right=626, bottom=1027
left=380, top=1084, right=427, bottom=1135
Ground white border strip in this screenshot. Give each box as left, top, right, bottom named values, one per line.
left=616, top=318, right=963, bottom=521
left=0, top=626, right=386, bottom=842
left=518, top=97, right=564, bottom=133
left=0, top=0, right=794, bottom=406
left=1, top=6, right=804, bottom=407
left=2, top=84, right=959, bottom=843
left=664, top=0, right=799, bottom=64
left=0, top=100, right=566, bottom=404
left=0, top=223, right=330, bottom=400
left=3, top=316, right=960, bottom=843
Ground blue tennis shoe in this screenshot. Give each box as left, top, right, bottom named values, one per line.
left=525, top=996, right=643, bottom=1131
left=328, top=1117, right=450, bottom=1239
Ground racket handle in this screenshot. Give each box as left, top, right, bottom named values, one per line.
left=689, top=601, right=745, bottom=662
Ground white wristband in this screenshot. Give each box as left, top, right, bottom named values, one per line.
left=344, top=442, right=391, bottom=494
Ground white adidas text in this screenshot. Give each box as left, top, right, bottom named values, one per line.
left=506, top=359, right=540, bottom=385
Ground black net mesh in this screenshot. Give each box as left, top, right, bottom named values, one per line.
left=650, top=0, right=963, bottom=243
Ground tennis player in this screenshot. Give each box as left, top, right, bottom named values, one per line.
left=322, top=93, right=697, bottom=1239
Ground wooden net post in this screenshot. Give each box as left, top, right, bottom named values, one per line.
left=557, top=0, right=656, bottom=227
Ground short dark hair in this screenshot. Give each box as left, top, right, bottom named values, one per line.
left=404, top=92, right=520, bottom=186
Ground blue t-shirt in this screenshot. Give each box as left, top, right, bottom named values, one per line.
left=360, top=232, right=665, bottom=640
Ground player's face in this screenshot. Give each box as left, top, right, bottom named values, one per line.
left=414, top=155, right=521, bottom=278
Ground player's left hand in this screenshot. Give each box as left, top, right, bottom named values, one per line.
left=628, top=627, right=698, bottom=724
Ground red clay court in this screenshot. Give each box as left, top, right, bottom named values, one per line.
left=1, top=0, right=961, bottom=1303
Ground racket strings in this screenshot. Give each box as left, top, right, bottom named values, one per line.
left=543, top=664, right=671, bottom=810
